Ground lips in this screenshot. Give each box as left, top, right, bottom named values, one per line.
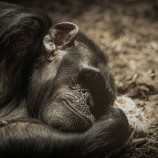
left=61, top=94, right=95, bottom=126
left=55, top=89, right=95, bottom=120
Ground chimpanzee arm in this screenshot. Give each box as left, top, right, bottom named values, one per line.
left=0, top=108, right=129, bottom=158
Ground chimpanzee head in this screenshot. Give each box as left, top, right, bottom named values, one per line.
left=28, top=22, right=115, bottom=132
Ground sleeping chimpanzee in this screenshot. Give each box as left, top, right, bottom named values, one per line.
left=0, top=2, right=130, bottom=158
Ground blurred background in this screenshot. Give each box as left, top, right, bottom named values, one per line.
left=2, top=0, right=158, bottom=157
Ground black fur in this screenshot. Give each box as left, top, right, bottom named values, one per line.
left=0, top=2, right=130, bottom=158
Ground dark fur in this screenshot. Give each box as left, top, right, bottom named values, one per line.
left=0, top=2, right=130, bottom=158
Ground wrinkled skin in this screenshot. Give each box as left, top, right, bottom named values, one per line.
left=0, top=2, right=130, bottom=158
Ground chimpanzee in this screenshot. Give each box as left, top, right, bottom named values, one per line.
left=0, top=2, right=130, bottom=158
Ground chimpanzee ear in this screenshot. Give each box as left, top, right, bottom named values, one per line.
left=43, top=22, right=79, bottom=52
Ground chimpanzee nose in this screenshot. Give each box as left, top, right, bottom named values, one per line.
left=77, top=65, right=115, bottom=118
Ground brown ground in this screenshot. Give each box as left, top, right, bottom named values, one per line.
left=5, top=0, right=158, bottom=157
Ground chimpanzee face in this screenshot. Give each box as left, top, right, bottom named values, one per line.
left=28, top=22, right=115, bottom=132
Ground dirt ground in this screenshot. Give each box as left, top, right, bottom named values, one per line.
left=4, top=0, right=158, bottom=157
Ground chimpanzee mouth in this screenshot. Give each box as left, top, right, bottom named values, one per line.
left=49, top=86, right=96, bottom=131
left=55, top=89, right=95, bottom=122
